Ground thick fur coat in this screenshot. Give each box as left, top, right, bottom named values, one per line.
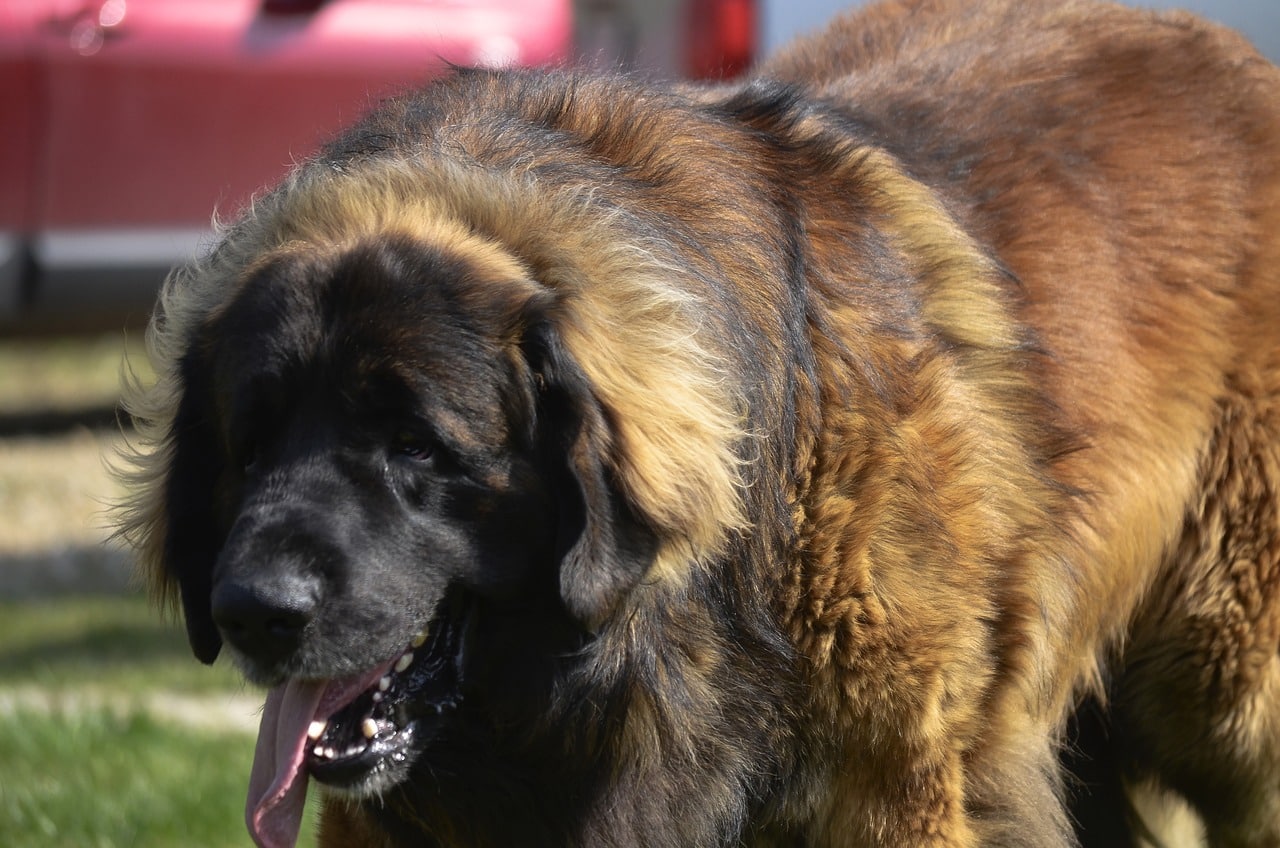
left=116, top=0, right=1280, bottom=845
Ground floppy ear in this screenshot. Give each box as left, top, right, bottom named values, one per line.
left=523, top=321, right=659, bottom=626
left=160, top=350, right=226, bottom=664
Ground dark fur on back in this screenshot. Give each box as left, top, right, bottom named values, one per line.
left=116, top=1, right=1280, bottom=845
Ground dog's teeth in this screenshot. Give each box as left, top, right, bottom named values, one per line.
left=307, top=720, right=327, bottom=740
left=362, top=718, right=378, bottom=739
left=395, top=652, right=414, bottom=673
left=378, top=676, right=391, bottom=691
left=411, top=630, right=427, bottom=648
left=372, top=691, right=383, bottom=703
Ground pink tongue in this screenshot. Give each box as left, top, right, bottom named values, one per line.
left=246, top=679, right=326, bottom=848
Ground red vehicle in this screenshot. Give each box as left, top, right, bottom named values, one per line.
left=0, top=0, right=572, bottom=330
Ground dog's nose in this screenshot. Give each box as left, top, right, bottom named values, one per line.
left=211, top=576, right=319, bottom=662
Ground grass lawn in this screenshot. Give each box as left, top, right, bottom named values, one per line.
left=1, top=708, right=259, bottom=848
left=0, top=595, right=320, bottom=848
left=0, top=595, right=242, bottom=694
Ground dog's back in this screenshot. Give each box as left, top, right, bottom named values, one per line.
left=770, top=0, right=1280, bottom=842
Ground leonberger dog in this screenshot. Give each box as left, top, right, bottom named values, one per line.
left=113, top=0, right=1280, bottom=845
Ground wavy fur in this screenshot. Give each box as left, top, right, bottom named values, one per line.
left=114, top=0, right=1280, bottom=845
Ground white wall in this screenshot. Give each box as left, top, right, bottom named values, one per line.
left=762, top=1, right=1280, bottom=63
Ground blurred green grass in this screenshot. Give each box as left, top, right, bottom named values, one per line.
left=0, top=595, right=242, bottom=694
left=0, top=596, right=320, bottom=848
left=1, top=708, right=256, bottom=848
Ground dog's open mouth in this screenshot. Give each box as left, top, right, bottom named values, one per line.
left=245, top=596, right=465, bottom=848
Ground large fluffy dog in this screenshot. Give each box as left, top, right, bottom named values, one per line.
left=115, top=0, right=1280, bottom=845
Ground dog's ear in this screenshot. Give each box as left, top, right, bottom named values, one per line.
left=522, top=320, right=658, bottom=626
left=161, top=349, right=225, bottom=664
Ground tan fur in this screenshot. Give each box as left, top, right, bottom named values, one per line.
left=115, top=0, right=1280, bottom=844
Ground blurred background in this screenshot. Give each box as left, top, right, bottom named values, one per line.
left=0, top=1, right=1274, bottom=845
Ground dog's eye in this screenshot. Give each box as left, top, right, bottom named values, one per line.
left=392, top=430, right=435, bottom=462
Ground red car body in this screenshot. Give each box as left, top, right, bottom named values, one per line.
left=0, top=0, right=572, bottom=329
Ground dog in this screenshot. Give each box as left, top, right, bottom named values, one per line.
left=114, top=0, right=1280, bottom=844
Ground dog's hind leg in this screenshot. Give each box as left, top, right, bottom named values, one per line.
left=1116, top=369, right=1280, bottom=847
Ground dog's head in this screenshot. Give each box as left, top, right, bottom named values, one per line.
left=172, top=233, right=607, bottom=670
left=166, top=228, right=652, bottom=777
left=160, top=232, right=660, bottom=843
left=110, top=137, right=752, bottom=845
left=117, top=160, right=752, bottom=843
